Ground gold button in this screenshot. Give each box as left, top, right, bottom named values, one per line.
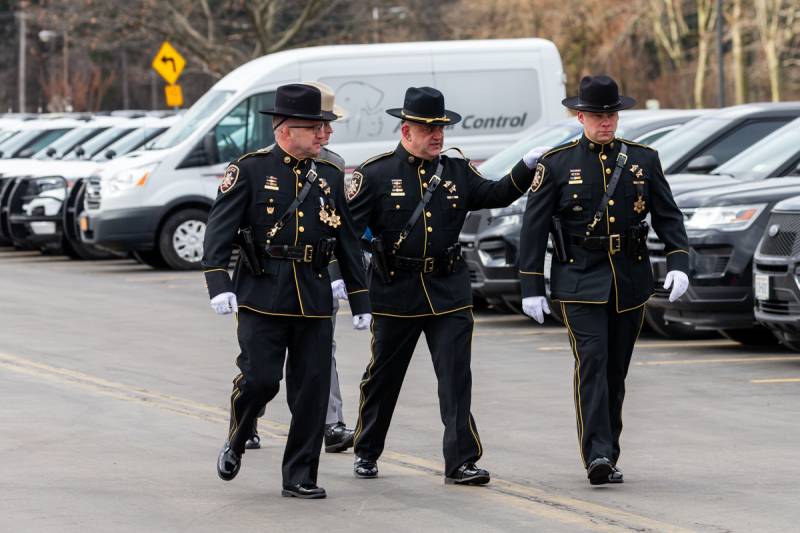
left=638, top=256, right=643, bottom=260
left=283, top=156, right=291, bottom=164
left=298, top=211, right=304, bottom=217
left=423, top=183, right=428, bottom=189
left=589, top=143, right=595, bottom=151
left=572, top=193, right=578, bottom=199
left=569, top=258, right=575, bottom=264
left=390, top=271, right=396, bottom=276
left=452, top=203, right=457, bottom=208
left=294, top=169, right=301, bottom=174
left=420, top=169, right=426, bottom=175
left=609, top=216, right=616, bottom=223
left=610, top=142, right=615, bottom=149
left=408, top=156, right=415, bottom=164
left=426, top=211, right=432, bottom=217
left=298, top=226, right=305, bottom=232
left=608, top=199, right=615, bottom=206
left=269, top=198, right=274, bottom=203
left=427, top=226, right=433, bottom=232
left=395, top=204, right=401, bottom=209
left=601, top=154, right=607, bottom=161
left=605, top=168, right=612, bottom=175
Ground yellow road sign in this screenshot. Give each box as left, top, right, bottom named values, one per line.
left=152, top=41, right=186, bottom=85
left=164, top=84, right=184, bottom=107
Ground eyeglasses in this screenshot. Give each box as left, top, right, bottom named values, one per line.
left=288, top=122, right=328, bottom=133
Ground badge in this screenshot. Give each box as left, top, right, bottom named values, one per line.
left=264, top=175, right=279, bottom=191
left=633, top=195, right=646, bottom=214
left=319, top=206, right=342, bottom=228
left=531, top=163, right=545, bottom=192
left=346, top=171, right=363, bottom=201
left=220, top=165, right=239, bottom=194
left=629, top=164, right=639, bottom=174
left=266, top=206, right=275, bottom=215
left=391, top=179, right=405, bottom=197
left=636, top=169, right=644, bottom=179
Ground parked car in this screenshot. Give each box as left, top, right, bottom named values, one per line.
left=647, top=177, right=800, bottom=345
left=0, top=118, right=84, bottom=161
left=752, top=195, right=800, bottom=351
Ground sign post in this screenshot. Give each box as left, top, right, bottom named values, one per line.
left=151, top=41, right=186, bottom=109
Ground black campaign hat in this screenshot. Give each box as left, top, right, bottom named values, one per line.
left=562, top=75, right=636, bottom=112
left=259, top=83, right=335, bottom=121
left=386, top=87, right=462, bottom=125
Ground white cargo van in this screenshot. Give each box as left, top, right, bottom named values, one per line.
left=81, top=38, right=566, bottom=269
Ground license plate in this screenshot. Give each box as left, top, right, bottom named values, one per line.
left=754, top=273, right=770, bottom=301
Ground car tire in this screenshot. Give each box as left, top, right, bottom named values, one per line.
left=158, top=208, right=208, bottom=271
left=719, top=326, right=780, bottom=346
left=773, top=331, right=800, bottom=352
left=132, top=250, right=169, bottom=269
left=644, top=307, right=716, bottom=339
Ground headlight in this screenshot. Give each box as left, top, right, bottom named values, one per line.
left=684, top=204, right=766, bottom=232
left=105, top=163, right=158, bottom=197
left=489, top=196, right=527, bottom=218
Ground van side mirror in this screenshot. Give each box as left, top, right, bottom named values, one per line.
left=686, top=154, right=718, bottom=173
left=46, top=147, right=56, bottom=157
left=75, top=146, right=85, bottom=158
left=203, top=131, right=220, bottom=165
left=104, top=149, right=116, bottom=159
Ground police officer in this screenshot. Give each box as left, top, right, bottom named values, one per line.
left=202, top=83, right=371, bottom=499
left=518, top=75, right=690, bottom=485
left=244, top=81, right=357, bottom=454
left=347, top=86, right=545, bottom=485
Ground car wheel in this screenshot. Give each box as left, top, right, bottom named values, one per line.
left=158, top=208, right=208, bottom=270
left=644, top=307, right=716, bottom=339
left=719, top=326, right=780, bottom=346
left=773, top=331, right=800, bottom=352
left=132, top=250, right=169, bottom=269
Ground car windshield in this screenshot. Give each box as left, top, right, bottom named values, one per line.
left=0, top=128, right=71, bottom=159
left=0, top=130, right=19, bottom=145
left=92, top=126, right=167, bottom=161
left=651, top=117, right=730, bottom=171
left=148, top=90, right=235, bottom=150
left=478, top=121, right=583, bottom=179
left=63, top=127, right=136, bottom=160
left=32, top=126, right=107, bottom=160
left=712, top=118, right=800, bottom=181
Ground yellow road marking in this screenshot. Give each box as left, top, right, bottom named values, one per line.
left=0, top=351, right=694, bottom=533
left=537, top=340, right=741, bottom=352
left=123, top=274, right=199, bottom=283
left=636, top=355, right=800, bottom=366
left=751, top=377, right=800, bottom=384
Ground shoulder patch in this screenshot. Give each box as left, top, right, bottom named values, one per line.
left=220, top=165, right=240, bottom=194
left=317, top=158, right=343, bottom=173
left=530, top=163, right=545, bottom=192
left=346, top=171, right=364, bottom=201
left=540, top=140, right=579, bottom=160
left=360, top=150, right=394, bottom=168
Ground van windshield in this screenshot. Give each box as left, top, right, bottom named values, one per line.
left=148, top=90, right=235, bottom=150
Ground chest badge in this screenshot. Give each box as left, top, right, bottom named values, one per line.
left=266, top=206, right=275, bottom=215
left=443, top=180, right=457, bottom=194
left=318, top=178, right=332, bottom=196
left=319, top=198, right=341, bottom=228
left=572, top=205, right=584, bottom=213
left=568, top=168, right=583, bottom=184
left=264, top=176, right=280, bottom=191
left=391, top=179, right=405, bottom=197
left=633, top=196, right=646, bottom=214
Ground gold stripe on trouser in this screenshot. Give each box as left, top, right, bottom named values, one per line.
left=353, top=318, right=378, bottom=447
left=466, top=309, right=483, bottom=458
left=560, top=302, right=587, bottom=468
left=227, top=374, right=244, bottom=441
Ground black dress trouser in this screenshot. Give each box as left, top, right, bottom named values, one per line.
left=227, top=310, right=332, bottom=486
left=559, top=300, right=646, bottom=468
left=353, top=310, right=483, bottom=476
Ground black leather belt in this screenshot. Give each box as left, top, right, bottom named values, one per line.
left=264, top=244, right=314, bottom=263
left=568, top=234, right=626, bottom=255
left=392, top=254, right=438, bottom=273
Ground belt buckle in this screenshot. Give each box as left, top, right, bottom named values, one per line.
left=423, top=257, right=435, bottom=273
left=609, top=234, right=621, bottom=255
left=303, top=245, right=313, bottom=263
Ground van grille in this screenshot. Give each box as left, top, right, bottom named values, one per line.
left=85, top=177, right=102, bottom=210
left=758, top=212, right=800, bottom=258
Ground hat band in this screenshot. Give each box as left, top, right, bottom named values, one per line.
left=401, top=110, right=451, bottom=123
left=575, top=99, right=622, bottom=109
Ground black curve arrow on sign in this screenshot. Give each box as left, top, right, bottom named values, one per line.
left=161, top=56, right=176, bottom=72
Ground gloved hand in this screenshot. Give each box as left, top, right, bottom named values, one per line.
left=210, top=292, right=238, bottom=315
left=522, top=296, right=551, bottom=324
left=331, top=279, right=348, bottom=300
left=663, top=270, right=689, bottom=302
left=523, top=145, right=552, bottom=169
left=352, top=313, right=372, bottom=330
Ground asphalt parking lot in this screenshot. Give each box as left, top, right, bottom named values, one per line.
left=2, top=249, right=799, bottom=533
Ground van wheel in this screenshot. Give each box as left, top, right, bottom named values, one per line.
left=158, top=208, right=207, bottom=270
left=644, top=307, right=715, bottom=339
left=720, top=327, right=780, bottom=346
left=132, top=250, right=169, bottom=269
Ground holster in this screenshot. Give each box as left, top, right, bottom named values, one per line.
left=550, top=215, right=568, bottom=263
left=626, top=220, right=649, bottom=261
left=370, top=237, right=393, bottom=284
left=235, top=227, right=264, bottom=276
left=439, top=243, right=463, bottom=275
left=312, top=237, right=337, bottom=272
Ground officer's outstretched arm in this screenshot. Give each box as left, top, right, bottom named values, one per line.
left=465, top=157, right=534, bottom=210
left=332, top=169, right=371, bottom=316
left=648, top=152, right=689, bottom=275
left=519, top=161, right=556, bottom=299
left=202, top=162, right=251, bottom=299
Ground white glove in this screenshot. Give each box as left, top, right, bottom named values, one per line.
left=331, top=279, right=348, bottom=300
left=663, top=271, right=689, bottom=302
left=352, top=313, right=372, bottom=330
left=210, top=292, right=238, bottom=315
left=522, top=296, right=551, bottom=324
left=523, top=145, right=552, bottom=169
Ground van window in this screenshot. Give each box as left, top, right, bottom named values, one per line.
left=213, top=92, right=276, bottom=163
left=149, top=90, right=234, bottom=150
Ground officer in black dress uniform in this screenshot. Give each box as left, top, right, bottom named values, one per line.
left=518, top=76, right=690, bottom=485
left=202, top=84, right=371, bottom=499
left=347, top=87, right=545, bottom=485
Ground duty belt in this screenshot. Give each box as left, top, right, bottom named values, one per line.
left=265, top=244, right=315, bottom=263
left=392, top=254, right=439, bottom=273
left=568, top=234, right=627, bottom=255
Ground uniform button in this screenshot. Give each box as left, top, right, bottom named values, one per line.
left=298, top=211, right=304, bottom=217
left=395, top=204, right=401, bottom=209
left=452, top=203, right=457, bottom=208
left=608, top=199, right=615, bottom=206
left=283, top=156, right=291, bottom=164
left=605, top=168, right=612, bottom=175
left=427, top=226, right=433, bottom=232
left=299, top=226, right=305, bottom=232
left=589, top=143, right=595, bottom=151
left=423, top=183, right=428, bottom=189
left=601, top=154, right=607, bottom=160
left=426, top=211, right=432, bottom=217
left=269, top=198, right=274, bottom=203
left=294, top=169, right=301, bottom=174
left=572, top=193, right=578, bottom=199
left=408, top=156, right=415, bottom=164
left=609, top=216, right=616, bottom=223
left=390, top=271, right=395, bottom=276
left=610, top=142, right=615, bottom=149
left=569, top=258, right=575, bottom=264
left=638, top=256, right=643, bottom=261
left=420, top=169, right=426, bottom=175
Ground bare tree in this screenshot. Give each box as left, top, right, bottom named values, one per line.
left=754, top=0, right=798, bottom=101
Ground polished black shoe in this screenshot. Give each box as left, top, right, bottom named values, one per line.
left=281, top=482, right=326, bottom=499
left=244, top=433, right=261, bottom=450
left=445, top=462, right=490, bottom=485
left=587, top=457, right=613, bottom=486
left=217, top=443, right=241, bottom=481
left=325, top=422, right=354, bottom=453
left=608, top=465, right=624, bottom=484
left=353, top=456, right=378, bottom=478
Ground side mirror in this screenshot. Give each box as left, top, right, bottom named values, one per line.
left=104, top=149, right=116, bottom=159
left=686, top=154, right=719, bottom=173
left=202, top=131, right=220, bottom=165
left=75, top=146, right=85, bottom=158
left=46, top=147, right=56, bottom=157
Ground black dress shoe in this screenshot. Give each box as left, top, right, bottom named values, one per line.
left=281, top=482, right=326, bottom=499
left=353, top=456, right=378, bottom=478
left=325, top=422, right=354, bottom=453
left=587, top=457, right=613, bottom=485
left=217, top=443, right=241, bottom=481
left=445, top=462, right=490, bottom=485
left=244, top=433, right=261, bottom=450
left=608, top=465, right=624, bottom=484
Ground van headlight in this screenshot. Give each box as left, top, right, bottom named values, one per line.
left=685, top=204, right=766, bottom=232
left=106, top=163, right=158, bottom=197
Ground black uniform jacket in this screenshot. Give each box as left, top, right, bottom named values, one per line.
left=202, top=143, right=370, bottom=318
left=348, top=142, right=533, bottom=316
left=519, top=135, right=689, bottom=312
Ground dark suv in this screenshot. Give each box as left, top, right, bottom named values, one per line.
left=752, top=195, right=800, bottom=351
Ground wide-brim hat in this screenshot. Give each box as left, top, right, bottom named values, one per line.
left=386, top=86, right=461, bottom=125
left=562, top=75, right=636, bottom=112
left=301, top=80, right=345, bottom=120
left=259, top=83, right=336, bottom=121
